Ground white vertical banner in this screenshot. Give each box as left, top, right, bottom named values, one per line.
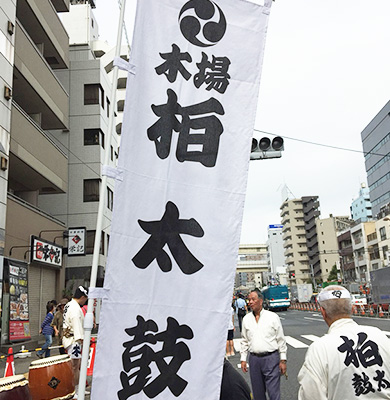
left=92, top=0, right=272, bottom=398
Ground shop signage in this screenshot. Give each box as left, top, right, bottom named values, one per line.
left=30, top=236, right=62, bottom=267
left=68, top=227, right=86, bottom=256
left=8, top=261, right=30, bottom=341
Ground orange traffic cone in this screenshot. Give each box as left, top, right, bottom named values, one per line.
left=369, top=306, right=374, bottom=317
left=87, top=338, right=96, bottom=376
left=379, top=306, right=384, bottom=318
left=360, top=305, right=365, bottom=316
left=4, top=348, right=15, bottom=377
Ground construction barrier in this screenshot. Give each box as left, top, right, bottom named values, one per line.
left=87, top=337, right=96, bottom=376
left=4, top=348, right=15, bottom=377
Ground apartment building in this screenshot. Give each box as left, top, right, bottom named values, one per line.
left=0, top=2, right=15, bottom=257
left=267, top=224, right=284, bottom=276
left=316, top=215, right=353, bottom=282
left=281, top=198, right=310, bottom=284
left=350, top=221, right=376, bottom=283
left=39, top=1, right=128, bottom=289
left=236, top=244, right=268, bottom=291
left=338, top=230, right=355, bottom=282
left=361, top=100, right=390, bottom=217
left=350, top=183, right=372, bottom=222
left=2, top=0, right=70, bottom=343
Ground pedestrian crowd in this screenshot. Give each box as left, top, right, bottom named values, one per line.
left=11, top=284, right=390, bottom=400
left=36, top=286, right=89, bottom=399
left=221, top=285, right=390, bottom=400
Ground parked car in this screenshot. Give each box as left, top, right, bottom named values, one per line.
left=351, top=294, right=367, bottom=305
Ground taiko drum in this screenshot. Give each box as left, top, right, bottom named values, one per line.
left=28, top=355, right=75, bottom=400
left=0, top=374, right=32, bottom=400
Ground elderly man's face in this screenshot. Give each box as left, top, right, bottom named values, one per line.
left=248, top=292, right=263, bottom=313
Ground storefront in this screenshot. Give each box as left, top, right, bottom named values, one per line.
left=1, top=236, right=64, bottom=344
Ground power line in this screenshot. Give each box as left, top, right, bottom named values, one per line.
left=253, top=128, right=388, bottom=158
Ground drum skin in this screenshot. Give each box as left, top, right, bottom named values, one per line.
left=0, top=374, right=32, bottom=400
left=29, top=355, right=75, bottom=400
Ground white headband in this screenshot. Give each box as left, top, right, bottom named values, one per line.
left=317, top=288, right=350, bottom=303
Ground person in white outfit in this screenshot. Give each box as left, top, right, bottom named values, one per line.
left=63, top=286, right=88, bottom=399
left=298, top=285, right=390, bottom=400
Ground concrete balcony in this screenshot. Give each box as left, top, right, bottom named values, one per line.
left=9, top=103, right=68, bottom=194
left=16, top=0, right=69, bottom=69
left=13, top=22, right=69, bottom=130
left=282, top=231, right=292, bottom=241
left=4, top=193, right=66, bottom=257
left=51, top=0, right=70, bottom=12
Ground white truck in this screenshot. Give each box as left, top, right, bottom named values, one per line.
left=370, top=266, right=390, bottom=304
left=290, top=284, right=313, bottom=303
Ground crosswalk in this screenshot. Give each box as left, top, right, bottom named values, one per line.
left=233, top=330, right=390, bottom=352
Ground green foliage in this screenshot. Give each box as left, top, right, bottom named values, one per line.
left=327, top=265, right=338, bottom=281
left=62, top=277, right=75, bottom=299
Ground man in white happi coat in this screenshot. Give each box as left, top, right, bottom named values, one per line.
left=298, top=285, right=390, bottom=400
left=63, top=286, right=88, bottom=399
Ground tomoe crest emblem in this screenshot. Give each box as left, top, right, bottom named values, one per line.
left=179, top=0, right=227, bottom=47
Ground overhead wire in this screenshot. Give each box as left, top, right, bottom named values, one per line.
left=253, top=128, right=388, bottom=158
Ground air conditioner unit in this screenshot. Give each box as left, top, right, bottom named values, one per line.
left=7, top=21, right=14, bottom=35
left=4, top=86, right=12, bottom=100
left=1, top=157, right=8, bottom=171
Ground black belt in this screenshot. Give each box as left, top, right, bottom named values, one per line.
left=250, top=350, right=278, bottom=358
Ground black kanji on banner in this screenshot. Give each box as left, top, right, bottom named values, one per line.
left=155, top=44, right=192, bottom=83
left=132, top=201, right=204, bottom=274
left=147, top=89, right=224, bottom=167
left=338, top=332, right=383, bottom=368
left=194, top=52, right=231, bottom=93
left=118, top=315, right=194, bottom=399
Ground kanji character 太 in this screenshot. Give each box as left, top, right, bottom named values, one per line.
left=132, top=201, right=204, bottom=274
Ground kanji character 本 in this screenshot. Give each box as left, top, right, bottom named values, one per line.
left=132, top=201, right=204, bottom=274
left=147, top=89, right=224, bottom=167
left=373, top=370, right=390, bottom=392
left=155, top=44, right=192, bottom=83
left=338, top=332, right=383, bottom=368
left=194, top=52, right=231, bottom=93
left=352, top=372, right=375, bottom=396
left=72, top=343, right=82, bottom=358
left=118, top=315, right=194, bottom=399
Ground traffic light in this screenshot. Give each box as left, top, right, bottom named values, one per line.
left=250, top=136, right=284, bottom=160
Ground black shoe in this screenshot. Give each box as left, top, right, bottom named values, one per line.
left=36, top=353, right=43, bottom=359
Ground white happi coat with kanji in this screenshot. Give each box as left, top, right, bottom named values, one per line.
left=298, top=318, right=390, bottom=400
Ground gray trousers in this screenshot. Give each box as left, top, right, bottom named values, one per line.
left=249, top=351, right=280, bottom=400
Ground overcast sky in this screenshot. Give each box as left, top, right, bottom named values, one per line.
left=93, top=0, right=390, bottom=244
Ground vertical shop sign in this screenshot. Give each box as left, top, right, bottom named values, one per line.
left=9, top=262, right=30, bottom=341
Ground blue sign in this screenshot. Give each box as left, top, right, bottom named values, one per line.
left=269, top=224, right=283, bottom=229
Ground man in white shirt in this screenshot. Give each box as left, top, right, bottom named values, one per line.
left=63, top=286, right=88, bottom=399
left=240, top=289, right=287, bottom=400
left=298, top=285, right=390, bottom=400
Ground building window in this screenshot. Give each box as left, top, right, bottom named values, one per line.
left=86, top=230, right=104, bottom=255
left=84, top=128, right=104, bottom=146
left=380, top=226, right=387, bottom=241
left=83, top=179, right=100, bottom=202
left=84, top=84, right=99, bottom=105
left=107, top=98, right=110, bottom=118
left=107, top=187, right=113, bottom=210
left=84, top=84, right=104, bottom=108
left=110, top=146, right=113, bottom=161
